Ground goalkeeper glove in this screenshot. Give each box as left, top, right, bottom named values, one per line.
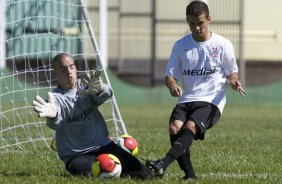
left=79, top=70, right=103, bottom=95
left=32, top=92, right=57, bottom=119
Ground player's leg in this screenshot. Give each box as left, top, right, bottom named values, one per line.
left=146, top=124, right=195, bottom=174
left=146, top=102, right=219, bottom=178
left=146, top=103, right=195, bottom=177
left=188, top=102, right=221, bottom=140
left=170, top=133, right=197, bottom=179
left=97, top=141, right=153, bottom=179
left=168, top=102, right=220, bottom=180
left=65, top=154, right=96, bottom=177
left=167, top=108, right=197, bottom=179
left=180, top=102, right=221, bottom=180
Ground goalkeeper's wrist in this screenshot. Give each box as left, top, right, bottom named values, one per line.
left=95, top=84, right=105, bottom=96
left=47, top=112, right=58, bottom=120
left=96, top=90, right=103, bottom=96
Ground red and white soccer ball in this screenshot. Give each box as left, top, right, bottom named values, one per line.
left=92, top=153, right=122, bottom=178
left=112, top=134, right=139, bottom=156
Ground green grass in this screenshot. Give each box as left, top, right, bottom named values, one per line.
left=1, top=104, right=282, bottom=184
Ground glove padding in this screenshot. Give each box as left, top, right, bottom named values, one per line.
left=32, top=92, right=57, bottom=119
left=79, top=70, right=103, bottom=95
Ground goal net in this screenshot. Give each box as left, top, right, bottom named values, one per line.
left=0, top=0, right=127, bottom=151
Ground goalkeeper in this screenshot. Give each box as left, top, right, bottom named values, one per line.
left=32, top=53, right=152, bottom=179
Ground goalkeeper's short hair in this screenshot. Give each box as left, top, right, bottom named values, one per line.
left=52, top=53, right=73, bottom=68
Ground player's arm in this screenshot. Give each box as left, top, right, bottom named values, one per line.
left=165, top=75, right=183, bottom=97
left=228, top=72, right=246, bottom=97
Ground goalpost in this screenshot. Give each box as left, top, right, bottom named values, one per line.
left=0, top=0, right=127, bottom=151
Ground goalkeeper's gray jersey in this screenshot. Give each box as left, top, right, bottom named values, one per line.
left=47, top=80, right=112, bottom=164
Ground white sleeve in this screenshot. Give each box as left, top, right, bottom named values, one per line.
left=222, top=40, right=238, bottom=76
left=165, top=42, right=182, bottom=80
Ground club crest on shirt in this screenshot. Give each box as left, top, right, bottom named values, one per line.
left=211, top=46, right=221, bottom=58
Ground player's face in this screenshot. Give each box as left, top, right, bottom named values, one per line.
left=54, top=56, right=77, bottom=91
left=186, top=14, right=211, bottom=42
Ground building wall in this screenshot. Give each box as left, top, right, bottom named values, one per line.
left=86, top=0, right=282, bottom=62
left=86, top=0, right=242, bottom=62
left=244, top=0, right=282, bottom=61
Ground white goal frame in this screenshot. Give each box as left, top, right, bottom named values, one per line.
left=80, top=0, right=127, bottom=135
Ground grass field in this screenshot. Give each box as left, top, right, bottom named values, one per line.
left=0, top=103, right=282, bottom=184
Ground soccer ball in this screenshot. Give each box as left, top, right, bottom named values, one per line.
left=112, top=134, right=139, bottom=156
left=92, top=153, right=122, bottom=178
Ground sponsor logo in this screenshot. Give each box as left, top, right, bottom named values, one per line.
left=201, top=122, right=205, bottom=127
left=67, top=107, right=93, bottom=123
left=183, top=67, right=216, bottom=76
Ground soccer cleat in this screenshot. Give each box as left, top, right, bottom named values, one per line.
left=120, top=164, right=154, bottom=179
left=145, top=160, right=165, bottom=177
left=141, top=165, right=154, bottom=179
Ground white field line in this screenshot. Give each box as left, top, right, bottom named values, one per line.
left=201, top=172, right=280, bottom=179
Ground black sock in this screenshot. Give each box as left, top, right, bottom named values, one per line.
left=170, top=134, right=185, bottom=170
left=181, top=151, right=197, bottom=178
left=169, top=134, right=179, bottom=145
left=170, top=134, right=196, bottom=177
left=162, top=128, right=195, bottom=170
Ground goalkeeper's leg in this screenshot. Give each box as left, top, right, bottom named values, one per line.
left=96, top=141, right=153, bottom=179
left=66, top=154, right=96, bottom=177
left=65, top=142, right=153, bottom=179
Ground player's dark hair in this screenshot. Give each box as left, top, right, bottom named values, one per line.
left=186, top=1, right=209, bottom=18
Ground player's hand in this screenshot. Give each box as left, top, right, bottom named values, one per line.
left=32, top=92, right=57, bottom=119
left=79, top=70, right=103, bottom=95
left=169, top=84, right=183, bottom=97
left=230, top=79, right=246, bottom=97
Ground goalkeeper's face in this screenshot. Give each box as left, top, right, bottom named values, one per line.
left=54, top=56, right=77, bottom=90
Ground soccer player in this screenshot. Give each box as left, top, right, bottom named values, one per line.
left=32, top=53, right=152, bottom=179
left=146, top=0, right=246, bottom=180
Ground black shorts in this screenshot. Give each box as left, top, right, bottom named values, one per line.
left=65, top=141, right=144, bottom=177
left=169, top=101, right=221, bottom=140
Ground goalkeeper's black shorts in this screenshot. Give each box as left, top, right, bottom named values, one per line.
left=65, top=141, right=150, bottom=178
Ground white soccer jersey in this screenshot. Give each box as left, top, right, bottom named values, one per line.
left=165, top=32, right=238, bottom=113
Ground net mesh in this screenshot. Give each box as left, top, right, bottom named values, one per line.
left=0, top=0, right=127, bottom=151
